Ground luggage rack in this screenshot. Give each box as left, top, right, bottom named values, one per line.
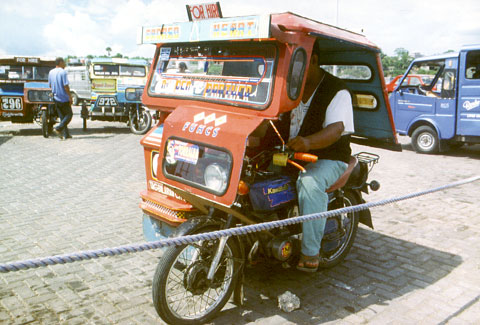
left=354, top=152, right=379, bottom=171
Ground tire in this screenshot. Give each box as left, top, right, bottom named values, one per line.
left=318, top=191, right=359, bottom=269
left=152, top=226, right=241, bottom=325
left=41, top=110, right=48, bottom=138
left=411, top=126, right=439, bottom=154
left=129, top=108, right=152, bottom=135
left=70, top=92, right=78, bottom=106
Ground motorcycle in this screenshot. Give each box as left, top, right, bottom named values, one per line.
left=150, top=119, right=379, bottom=324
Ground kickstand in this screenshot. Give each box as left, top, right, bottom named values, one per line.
left=233, top=264, right=245, bottom=306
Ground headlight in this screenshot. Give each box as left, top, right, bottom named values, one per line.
left=125, top=87, right=143, bottom=101
left=204, top=163, right=228, bottom=193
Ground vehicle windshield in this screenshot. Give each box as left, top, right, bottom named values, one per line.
left=0, top=65, right=53, bottom=81
left=93, top=64, right=146, bottom=77
left=402, top=61, right=443, bottom=88
left=149, top=43, right=276, bottom=108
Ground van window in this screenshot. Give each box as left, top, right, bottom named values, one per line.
left=465, top=50, right=480, bottom=79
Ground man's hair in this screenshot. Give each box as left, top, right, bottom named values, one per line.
left=55, top=57, right=65, bottom=66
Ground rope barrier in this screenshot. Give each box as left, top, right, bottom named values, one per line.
left=1, top=175, right=479, bottom=273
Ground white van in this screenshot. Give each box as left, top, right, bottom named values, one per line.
left=66, top=66, right=91, bottom=105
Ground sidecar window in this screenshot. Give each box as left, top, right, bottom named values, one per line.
left=148, top=43, right=276, bottom=108
left=320, top=64, right=372, bottom=81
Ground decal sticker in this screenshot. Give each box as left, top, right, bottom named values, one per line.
left=160, top=47, right=171, bottom=61
left=166, top=140, right=200, bottom=164
left=181, top=112, right=226, bottom=137
left=463, top=99, right=480, bottom=111
left=148, top=180, right=186, bottom=201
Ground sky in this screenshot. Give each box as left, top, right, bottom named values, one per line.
left=1, top=0, right=479, bottom=59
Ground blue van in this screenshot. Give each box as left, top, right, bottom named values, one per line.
left=389, top=45, right=480, bottom=153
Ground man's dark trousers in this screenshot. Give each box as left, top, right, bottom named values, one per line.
left=54, top=101, right=72, bottom=138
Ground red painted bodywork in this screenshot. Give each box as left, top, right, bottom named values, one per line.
left=139, top=12, right=396, bottom=223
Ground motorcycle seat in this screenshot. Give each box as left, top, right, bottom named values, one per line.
left=326, top=156, right=358, bottom=193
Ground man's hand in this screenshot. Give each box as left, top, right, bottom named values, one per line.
left=288, top=122, right=344, bottom=152
left=287, top=136, right=310, bottom=152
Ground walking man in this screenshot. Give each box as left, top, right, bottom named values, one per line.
left=48, top=57, right=72, bottom=139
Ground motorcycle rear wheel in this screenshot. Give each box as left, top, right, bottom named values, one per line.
left=152, top=227, right=240, bottom=325
left=318, top=191, right=359, bottom=269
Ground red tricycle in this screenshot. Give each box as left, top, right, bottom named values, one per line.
left=137, top=9, right=399, bottom=324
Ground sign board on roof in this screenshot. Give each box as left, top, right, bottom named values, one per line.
left=186, top=2, right=222, bottom=21
left=138, top=14, right=270, bottom=44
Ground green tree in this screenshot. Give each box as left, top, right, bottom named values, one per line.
left=106, top=47, right=112, bottom=56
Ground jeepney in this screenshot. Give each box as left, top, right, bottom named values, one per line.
left=81, top=58, right=152, bottom=134
left=0, top=56, right=56, bottom=134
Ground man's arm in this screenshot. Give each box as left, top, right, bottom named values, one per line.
left=64, top=84, right=72, bottom=104
left=287, top=121, right=344, bottom=152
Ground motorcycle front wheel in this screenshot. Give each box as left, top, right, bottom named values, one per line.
left=129, top=108, right=152, bottom=135
left=319, top=191, right=359, bottom=269
left=152, top=228, right=241, bottom=325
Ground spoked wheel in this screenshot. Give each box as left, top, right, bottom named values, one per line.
left=319, top=191, right=359, bottom=269
left=152, top=228, right=240, bottom=325
left=129, top=108, right=152, bottom=135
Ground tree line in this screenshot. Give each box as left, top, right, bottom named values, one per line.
left=381, top=48, right=455, bottom=78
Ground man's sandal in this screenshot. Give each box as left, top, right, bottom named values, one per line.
left=296, top=254, right=319, bottom=273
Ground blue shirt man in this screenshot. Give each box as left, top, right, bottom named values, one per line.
left=48, top=65, right=70, bottom=102
left=48, top=57, right=73, bottom=139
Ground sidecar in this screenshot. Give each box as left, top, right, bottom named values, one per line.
left=0, top=56, right=56, bottom=135
left=81, top=58, right=152, bottom=134
left=23, top=82, right=56, bottom=138
left=138, top=11, right=400, bottom=240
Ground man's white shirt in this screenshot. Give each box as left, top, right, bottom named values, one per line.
left=289, top=89, right=354, bottom=141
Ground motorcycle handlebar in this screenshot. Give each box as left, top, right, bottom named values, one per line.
left=293, top=152, right=318, bottom=163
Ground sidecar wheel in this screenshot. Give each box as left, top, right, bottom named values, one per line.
left=318, top=191, right=359, bottom=269
left=152, top=227, right=240, bottom=324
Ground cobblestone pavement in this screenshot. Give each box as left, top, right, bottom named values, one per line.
left=1, top=109, right=480, bottom=324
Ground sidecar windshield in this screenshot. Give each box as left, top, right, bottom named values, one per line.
left=148, top=43, right=276, bottom=108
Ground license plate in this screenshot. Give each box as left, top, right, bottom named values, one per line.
left=1, top=97, right=23, bottom=110
left=96, top=96, right=118, bottom=107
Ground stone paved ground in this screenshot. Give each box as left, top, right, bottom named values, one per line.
left=1, top=109, right=479, bottom=324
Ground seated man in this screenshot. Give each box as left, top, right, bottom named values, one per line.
left=280, top=41, right=355, bottom=272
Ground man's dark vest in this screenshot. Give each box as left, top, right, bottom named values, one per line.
left=296, top=71, right=352, bottom=164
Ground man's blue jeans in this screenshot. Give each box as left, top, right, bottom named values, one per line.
left=54, top=101, right=72, bottom=137
left=297, top=159, right=348, bottom=256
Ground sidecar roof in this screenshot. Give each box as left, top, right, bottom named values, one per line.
left=138, top=12, right=379, bottom=52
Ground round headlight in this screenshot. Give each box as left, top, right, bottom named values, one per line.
left=204, top=163, right=227, bottom=193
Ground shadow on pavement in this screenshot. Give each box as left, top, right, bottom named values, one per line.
left=211, top=227, right=462, bottom=324
left=400, top=142, right=480, bottom=158
left=0, top=135, right=13, bottom=146
left=0, top=126, right=132, bottom=137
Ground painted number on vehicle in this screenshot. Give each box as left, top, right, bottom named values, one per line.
left=1, top=97, right=23, bottom=110
left=97, top=97, right=117, bottom=107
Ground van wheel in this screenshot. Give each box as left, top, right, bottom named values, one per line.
left=411, top=126, right=439, bottom=154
